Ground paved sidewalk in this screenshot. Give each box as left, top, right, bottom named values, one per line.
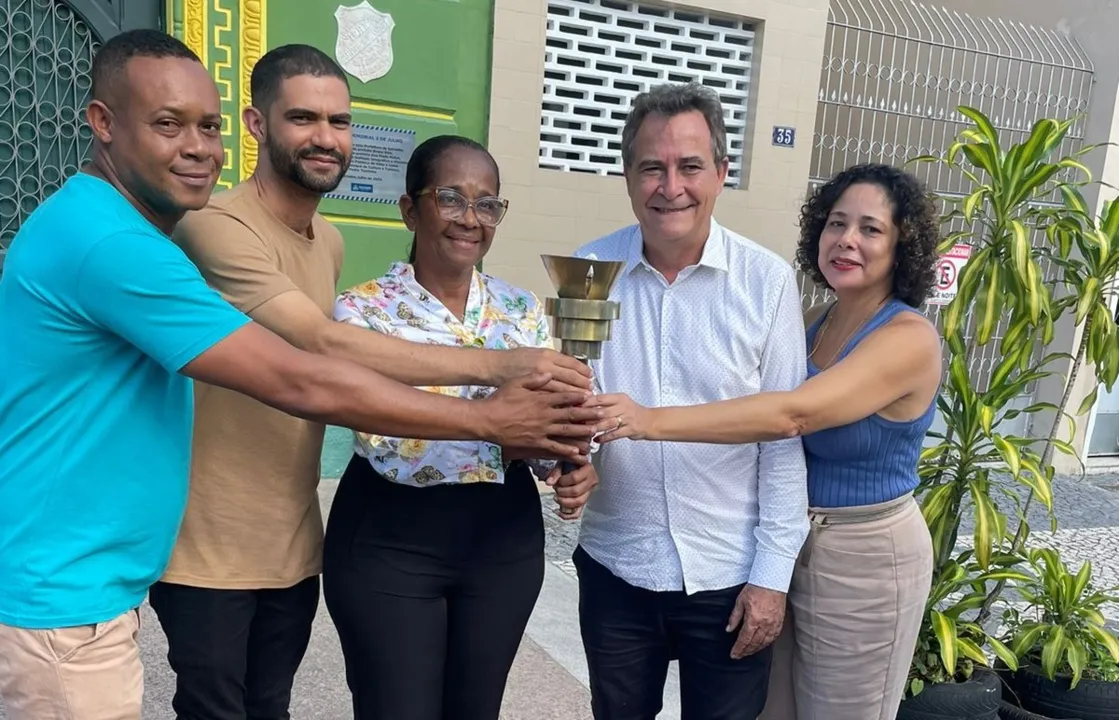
left=3, top=472, right=1117, bottom=719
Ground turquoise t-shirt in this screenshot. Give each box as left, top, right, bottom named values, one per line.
left=0, top=173, right=251, bottom=629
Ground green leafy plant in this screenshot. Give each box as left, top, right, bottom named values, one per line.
left=948, top=112, right=1119, bottom=624
left=904, top=106, right=1119, bottom=697
left=918, top=336, right=1068, bottom=576
left=906, top=549, right=1023, bottom=696
left=1002, top=547, right=1119, bottom=688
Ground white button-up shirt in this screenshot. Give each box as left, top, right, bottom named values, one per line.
left=575, top=219, right=810, bottom=594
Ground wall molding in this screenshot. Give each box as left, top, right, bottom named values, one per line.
left=168, top=0, right=267, bottom=188
left=239, top=0, right=266, bottom=180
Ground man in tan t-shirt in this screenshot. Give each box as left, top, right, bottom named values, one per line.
left=153, top=45, right=601, bottom=719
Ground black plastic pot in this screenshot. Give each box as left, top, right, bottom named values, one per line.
left=896, top=669, right=1002, bottom=720
left=1001, top=663, right=1119, bottom=720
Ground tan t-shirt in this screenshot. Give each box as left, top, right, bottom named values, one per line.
left=164, top=178, right=344, bottom=589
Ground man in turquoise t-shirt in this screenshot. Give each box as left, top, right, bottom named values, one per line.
left=0, top=31, right=249, bottom=720
left=0, top=30, right=602, bottom=720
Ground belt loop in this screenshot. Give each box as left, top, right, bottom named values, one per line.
left=799, top=511, right=828, bottom=568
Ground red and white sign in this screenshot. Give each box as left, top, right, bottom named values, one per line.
left=927, top=243, right=972, bottom=306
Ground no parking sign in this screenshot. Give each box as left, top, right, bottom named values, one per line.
left=927, top=244, right=972, bottom=306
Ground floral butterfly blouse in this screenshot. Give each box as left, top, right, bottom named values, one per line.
left=333, top=261, right=557, bottom=488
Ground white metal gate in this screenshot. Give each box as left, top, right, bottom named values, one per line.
left=802, top=0, right=1095, bottom=434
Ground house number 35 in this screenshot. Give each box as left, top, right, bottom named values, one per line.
left=772, top=126, right=796, bottom=147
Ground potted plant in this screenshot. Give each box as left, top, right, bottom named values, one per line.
left=896, top=106, right=1119, bottom=718
left=997, top=548, right=1119, bottom=720
left=898, top=550, right=1019, bottom=720
left=954, top=108, right=1119, bottom=718
left=896, top=108, right=1082, bottom=717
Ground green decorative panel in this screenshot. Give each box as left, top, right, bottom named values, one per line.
left=168, top=0, right=495, bottom=287
left=0, top=1, right=100, bottom=249
left=165, top=0, right=494, bottom=285
left=269, top=0, right=496, bottom=286
left=165, top=0, right=259, bottom=190
left=167, top=0, right=497, bottom=470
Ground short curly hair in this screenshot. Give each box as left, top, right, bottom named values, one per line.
left=796, top=164, right=941, bottom=308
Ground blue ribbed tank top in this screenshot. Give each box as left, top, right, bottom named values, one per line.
left=803, top=298, right=937, bottom=509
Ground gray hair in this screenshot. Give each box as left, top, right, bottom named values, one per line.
left=620, top=82, right=728, bottom=170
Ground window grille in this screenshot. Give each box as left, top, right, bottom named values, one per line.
left=540, top=0, right=755, bottom=186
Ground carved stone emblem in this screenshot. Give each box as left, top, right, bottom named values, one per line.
left=334, top=1, right=396, bottom=83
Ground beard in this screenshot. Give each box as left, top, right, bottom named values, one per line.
left=268, top=139, right=350, bottom=194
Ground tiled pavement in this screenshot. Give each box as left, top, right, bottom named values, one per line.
left=2, top=473, right=1117, bottom=719
left=956, top=472, right=1119, bottom=630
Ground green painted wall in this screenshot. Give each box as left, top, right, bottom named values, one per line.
left=167, top=0, right=495, bottom=476
left=268, top=0, right=495, bottom=288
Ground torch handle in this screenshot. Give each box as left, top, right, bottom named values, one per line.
left=558, top=353, right=591, bottom=516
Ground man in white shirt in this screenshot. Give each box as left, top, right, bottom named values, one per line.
left=572, top=82, right=810, bottom=719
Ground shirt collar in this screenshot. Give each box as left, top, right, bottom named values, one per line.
left=388, top=260, right=415, bottom=282
left=388, top=261, right=485, bottom=328
left=624, top=218, right=729, bottom=276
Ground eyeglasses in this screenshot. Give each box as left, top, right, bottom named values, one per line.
left=417, top=187, right=509, bottom=227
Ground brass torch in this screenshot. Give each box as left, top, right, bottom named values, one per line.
left=540, top=254, right=624, bottom=360
left=540, top=254, right=624, bottom=515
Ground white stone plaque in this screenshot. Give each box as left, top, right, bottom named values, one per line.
left=334, top=1, right=396, bottom=83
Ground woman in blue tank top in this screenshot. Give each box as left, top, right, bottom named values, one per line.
left=591, top=164, right=943, bottom=719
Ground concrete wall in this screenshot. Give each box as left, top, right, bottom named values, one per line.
left=483, top=0, right=831, bottom=303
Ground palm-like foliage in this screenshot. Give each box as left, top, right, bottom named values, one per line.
left=918, top=339, right=1067, bottom=574
left=932, top=111, right=1090, bottom=342
left=1042, top=191, right=1119, bottom=406
left=904, top=107, right=1119, bottom=696
left=1003, top=548, right=1119, bottom=689
left=907, top=549, right=1024, bottom=696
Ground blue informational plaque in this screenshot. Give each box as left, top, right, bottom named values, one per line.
left=325, top=124, right=416, bottom=205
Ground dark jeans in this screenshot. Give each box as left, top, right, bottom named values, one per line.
left=574, top=546, right=774, bottom=720
left=148, top=576, right=319, bottom=720
left=322, top=454, right=545, bottom=720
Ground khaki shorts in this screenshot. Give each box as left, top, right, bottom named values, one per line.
left=0, top=607, right=143, bottom=720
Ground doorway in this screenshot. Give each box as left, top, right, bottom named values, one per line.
left=0, top=0, right=159, bottom=270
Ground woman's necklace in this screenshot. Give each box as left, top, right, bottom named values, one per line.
left=809, top=297, right=889, bottom=370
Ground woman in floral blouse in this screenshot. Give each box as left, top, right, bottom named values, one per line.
left=321, top=135, right=591, bottom=720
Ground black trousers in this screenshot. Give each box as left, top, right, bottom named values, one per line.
left=322, top=454, right=545, bottom=720
left=148, top=575, right=319, bottom=720
left=574, top=546, right=774, bottom=720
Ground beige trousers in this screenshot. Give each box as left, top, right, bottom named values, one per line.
left=759, top=494, right=933, bottom=720
left=0, top=608, right=143, bottom=720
